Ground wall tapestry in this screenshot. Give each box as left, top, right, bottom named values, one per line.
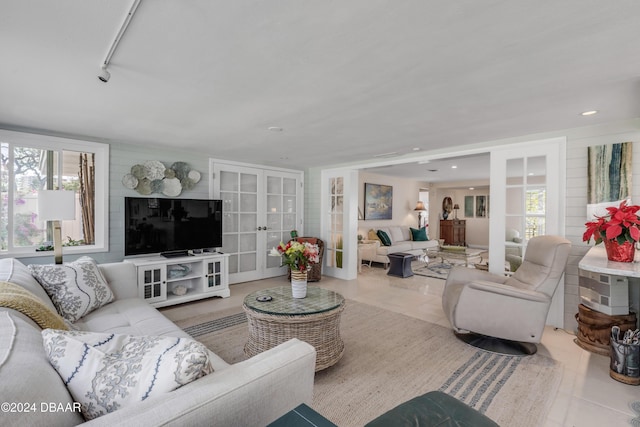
left=122, top=160, right=202, bottom=197
left=587, top=142, right=632, bottom=219
left=364, top=183, right=393, bottom=220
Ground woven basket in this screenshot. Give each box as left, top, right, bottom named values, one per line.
left=575, top=304, right=637, bottom=356
left=243, top=301, right=345, bottom=371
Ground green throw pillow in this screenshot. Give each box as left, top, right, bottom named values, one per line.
left=377, top=230, right=392, bottom=246
left=410, top=227, right=428, bottom=241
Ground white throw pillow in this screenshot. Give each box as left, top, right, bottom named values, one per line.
left=42, top=329, right=213, bottom=420
left=28, top=257, right=114, bottom=322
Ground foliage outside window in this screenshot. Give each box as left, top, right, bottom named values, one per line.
left=525, top=188, right=546, bottom=239
left=0, top=130, right=108, bottom=256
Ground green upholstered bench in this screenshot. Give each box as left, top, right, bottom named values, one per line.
left=365, top=391, right=499, bottom=427
left=268, top=404, right=337, bottom=427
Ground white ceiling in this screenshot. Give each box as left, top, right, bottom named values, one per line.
left=2, top=1, right=640, bottom=176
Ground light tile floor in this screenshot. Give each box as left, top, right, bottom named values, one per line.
left=161, top=264, right=640, bottom=427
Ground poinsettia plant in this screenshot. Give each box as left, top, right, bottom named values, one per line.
left=583, top=200, right=640, bottom=245
left=269, top=241, right=320, bottom=272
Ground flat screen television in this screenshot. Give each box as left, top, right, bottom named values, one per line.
left=125, top=197, right=223, bottom=257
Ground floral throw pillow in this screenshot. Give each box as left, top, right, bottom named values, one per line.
left=42, top=329, right=214, bottom=420
left=28, top=257, right=114, bottom=322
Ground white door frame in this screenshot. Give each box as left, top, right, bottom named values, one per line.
left=489, top=137, right=567, bottom=327
left=320, top=168, right=358, bottom=280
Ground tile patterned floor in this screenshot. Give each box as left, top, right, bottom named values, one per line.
left=161, top=265, right=640, bottom=427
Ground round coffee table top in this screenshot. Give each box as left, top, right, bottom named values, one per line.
left=244, top=286, right=344, bottom=316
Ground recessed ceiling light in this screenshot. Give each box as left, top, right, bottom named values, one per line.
left=268, top=126, right=284, bottom=131
left=581, top=110, right=598, bottom=116
left=469, top=187, right=475, bottom=190
left=528, top=172, right=534, bottom=176
left=451, top=165, right=457, bottom=169
left=412, top=147, right=421, bottom=151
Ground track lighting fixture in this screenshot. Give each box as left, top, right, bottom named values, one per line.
left=97, top=0, right=141, bottom=83
left=98, top=66, right=111, bottom=83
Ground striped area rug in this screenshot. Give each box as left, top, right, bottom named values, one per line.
left=182, top=312, right=247, bottom=337
left=439, top=350, right=524, bottom=414
left=173, top=300, right=561, bottom=426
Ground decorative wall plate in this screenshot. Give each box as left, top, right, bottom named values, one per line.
left=188, top=170, right=201, bottom=183
left=122, top=160, right=201, bottom=196
left=162, top=177, right=182, bottom=197
left=143, top=160, right=166, bottom=180
left=121, top=173, right=138, bottom=189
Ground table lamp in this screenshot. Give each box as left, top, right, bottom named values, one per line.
left=38, top=190, right=76, bottom=264
left=453, top=203, right=460, bottom=219
left=414, top=201, right=426, bottom=228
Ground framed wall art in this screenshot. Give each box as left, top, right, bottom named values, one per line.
left=364, top=183, right=393, bottom=220
left=587, top=142, right=632, bottom=219
left=476, top=195, right=487, bottom=218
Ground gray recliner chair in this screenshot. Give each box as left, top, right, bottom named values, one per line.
left=442, top=235, right=571, bottom=355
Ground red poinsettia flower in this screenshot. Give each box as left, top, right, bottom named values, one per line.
left=583, top=200, right=640, bottom=245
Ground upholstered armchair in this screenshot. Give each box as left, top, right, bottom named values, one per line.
left=442, top=235, right=571, bottom=354
left=287, top=237, right=325, bottom=282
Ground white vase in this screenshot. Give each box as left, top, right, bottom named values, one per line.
left=291, top=270, right=308, bottom=298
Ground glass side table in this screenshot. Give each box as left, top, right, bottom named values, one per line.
left=243, top=286, right=345, bottom=371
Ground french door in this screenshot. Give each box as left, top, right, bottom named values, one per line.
left=211, top=161, right=303, bottom=284
left=321, top=169, right=358, bottom=280
left=489, top=137, right=566, bottom=327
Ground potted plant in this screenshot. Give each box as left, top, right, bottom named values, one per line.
left=583, top=200, right=640, bottom=262
left=270, top=241, right=320, bottom=298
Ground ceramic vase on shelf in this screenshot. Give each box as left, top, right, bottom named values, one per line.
left=603, top=239, right=635, bottom=263
left=291, top=270, right=308, bottom=298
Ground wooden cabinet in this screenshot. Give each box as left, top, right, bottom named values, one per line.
left=440, top=220, right=466, bottom=246
left=126, top=253, right=230, bottom=308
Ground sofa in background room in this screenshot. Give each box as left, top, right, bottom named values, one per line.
left=361, top=226, right=438, bottom=267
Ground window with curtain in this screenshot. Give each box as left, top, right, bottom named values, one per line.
left=0, top=129, right=109, bottom=256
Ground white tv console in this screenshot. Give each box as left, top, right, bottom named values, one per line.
left=125, top=252, right=230, bottom=308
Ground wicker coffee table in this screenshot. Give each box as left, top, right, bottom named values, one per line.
left=243, top=286, right=345, bottom=371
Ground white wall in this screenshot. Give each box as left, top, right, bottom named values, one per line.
left=356, top=171, right=429, bottom=238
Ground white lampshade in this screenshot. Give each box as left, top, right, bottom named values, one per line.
left=38, top=190, right=76, bottom=221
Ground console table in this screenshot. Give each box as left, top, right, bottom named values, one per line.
left=125, top=253, right=230, bottom=307
left=440, top=219, right=465, bottom=246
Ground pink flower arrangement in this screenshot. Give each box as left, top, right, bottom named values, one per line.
left=583, top=200, right=640, bottom=245
left=270, top=241, right=320, bottom=272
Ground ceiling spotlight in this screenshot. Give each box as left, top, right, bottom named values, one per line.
left=451, top=165, right=458, bottom=169
left=98, top=66, right=110, bottom=83
left=581, top=110, right=598, bottom=116
left=97, top=0, right=142, bottom=83
left=268, top=126, right=284, bottom=132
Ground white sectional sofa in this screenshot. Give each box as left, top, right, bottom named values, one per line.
left=362, top=226, right=439, bottom=266
left=0, top=258, right=316, bottom=426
